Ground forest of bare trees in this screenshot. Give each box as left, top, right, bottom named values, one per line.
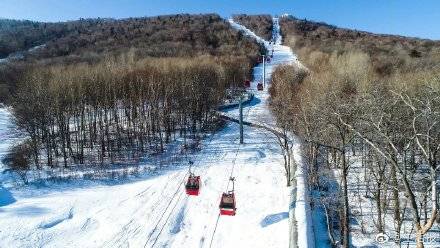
left=10, top=54, right=254, bottom=176
left=269, top=16, right=440, bottom=248
left=4, top=14, right=261, bottom=182
left=0, top=14, right=262, bottom=104
left=1, top=14, right=259, bottom=60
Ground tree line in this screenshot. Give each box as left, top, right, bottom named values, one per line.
left=0, top=14, right=262, bottom=104
left=9, top=54, right=254, bottom=180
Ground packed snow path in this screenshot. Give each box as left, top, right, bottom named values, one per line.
left=0, top=17, right=312, bottom=248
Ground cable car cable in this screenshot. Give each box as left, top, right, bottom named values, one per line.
left=147, top=103, right=250, bottom=247
left=209, top=91, right=255, bottom=248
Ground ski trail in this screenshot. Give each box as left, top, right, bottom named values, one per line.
left=226, top=17, right=315, bottom=248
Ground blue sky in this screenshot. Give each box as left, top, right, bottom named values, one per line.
left=1, top=0, right=439, bottom=40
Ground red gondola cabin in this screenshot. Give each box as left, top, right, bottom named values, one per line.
left=257, top=83, right=264, bottom=91
left=185, top=175, right=201, bottom=196
left=219, top=192, right=236, bottom=216
left=244, top=80, right=251, bottom=88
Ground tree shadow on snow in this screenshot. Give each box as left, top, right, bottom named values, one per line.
left=0, top=185, right=16, bottom=207
left=245, top=95, right=262, bottom=108
left=7, top=121, right=240, bottom=198
left=1, top=206, right=50, bottom=216
left=222, top=95, right=261, bottom=113
left=260, top=212, right=288, bottom=228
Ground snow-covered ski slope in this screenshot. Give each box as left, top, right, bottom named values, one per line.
left=0, top=101, right=289, bottom=247
left=0, top=17, right=312, bottom=248
left=228, top=17, right=314, bottom=248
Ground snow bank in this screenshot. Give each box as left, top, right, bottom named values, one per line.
left=292, top=139, right=315, bottom=248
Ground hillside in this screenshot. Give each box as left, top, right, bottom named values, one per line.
left=0, top=19, right=68, bottom=58
left=1, top=14, right=261, bottom=61
left=0, top=16, right=296, bottom=248
left=270, top=15, right=440, bottom=247
left=279, top=15, right=440, bottom=75
left=232, top=14, right=273, bottom=41
left=0, top=14, right=263, bottom=103
left=2, top=11, right=439, bottom=248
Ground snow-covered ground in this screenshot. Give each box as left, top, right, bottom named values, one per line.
left=337, top=155, right=440, bottom=247
left=0, top=17, right=307, bottom=248
left=0, top=102, right=290, bottom=248
left=0, top=122, right=289, bottom=247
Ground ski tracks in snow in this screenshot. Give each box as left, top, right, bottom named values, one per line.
left=139, top=122, right=239, bottom=248
left=102, top=173, right=182, bottom=247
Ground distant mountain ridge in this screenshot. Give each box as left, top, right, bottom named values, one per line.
left=0, top=14, right=263, bottom=104
left=0, top=14, right=260, bottom=62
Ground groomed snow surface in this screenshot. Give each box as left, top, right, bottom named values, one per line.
left=0, top=17, right=314, bottom=248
